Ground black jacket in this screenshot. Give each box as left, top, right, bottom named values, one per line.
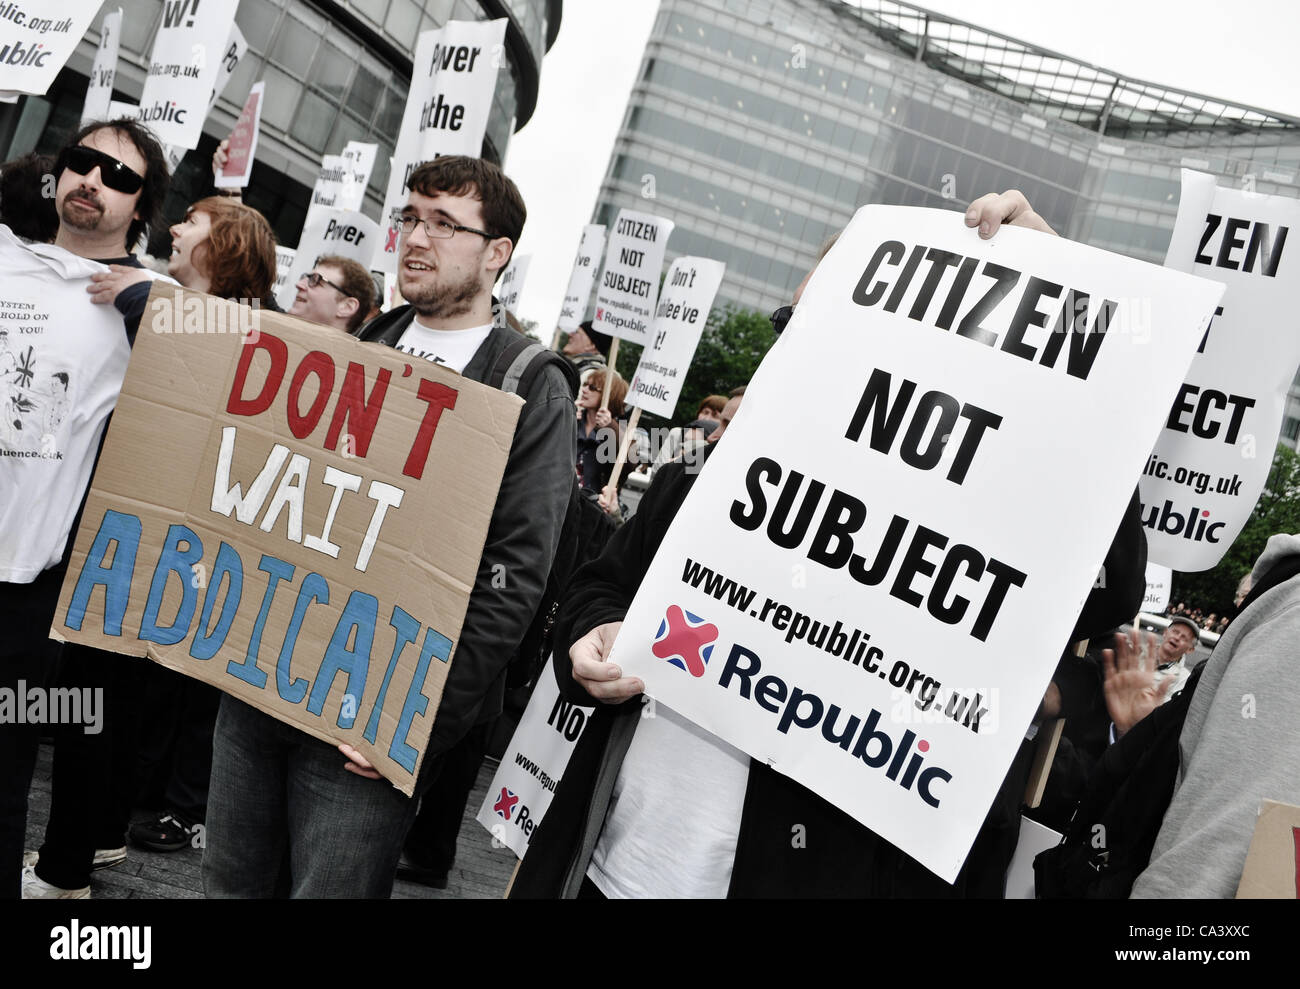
left=511, top=450, right=1147, bottom=898
left=357, top=304, right=576, bottom=761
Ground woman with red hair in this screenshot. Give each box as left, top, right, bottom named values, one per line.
left=165, top=196, right=278, bottom=306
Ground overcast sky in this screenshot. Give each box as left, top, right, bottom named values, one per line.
left=504, top=0, right=1300, bottom=334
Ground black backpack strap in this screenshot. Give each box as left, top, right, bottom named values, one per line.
left=488, top=340, right=579, bottom=400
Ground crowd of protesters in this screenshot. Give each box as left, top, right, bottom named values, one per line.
left=0, top=115, right=1295, bottom=902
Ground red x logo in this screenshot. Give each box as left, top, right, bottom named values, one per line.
left=493, top=787, right=518, bottom=821
left=652, top=605, right=718, bottom=678
left=384, top=225, right=399, bottom=253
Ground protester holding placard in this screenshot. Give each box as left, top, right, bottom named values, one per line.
left=202, top=155, right=577, bottom=898
left=576, top=369, right=628, bottom=497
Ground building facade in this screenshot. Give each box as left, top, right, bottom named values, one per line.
left=0, top=0, right=560, bottom=251
left=594, top=0, right=1300, bottom=444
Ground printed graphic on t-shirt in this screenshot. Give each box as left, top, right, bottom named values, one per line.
left=394, top=345, right=447, bottom=365
left=0, top=297, right=70, bottom=459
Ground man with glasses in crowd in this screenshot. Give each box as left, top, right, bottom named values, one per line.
left=288, top=254, right=375, bottom=335
left=203, top=155, right=576, bottom=898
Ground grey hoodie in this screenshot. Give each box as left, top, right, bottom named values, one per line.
left=1132, top=533, right=1300, bottom=898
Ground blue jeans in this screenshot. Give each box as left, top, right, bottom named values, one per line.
left=202, top=696, right=428, bottom=898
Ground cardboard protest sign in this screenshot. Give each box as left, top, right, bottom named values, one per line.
left=276, top=208, right=378, bottom=312
left=339, top=141, right=377, bottom=212
left=213, top=80, right=263, bottom=190
left=375, top=19, right=507, bottom=274
left=496, top=253, right=530, bottom=316
left=608, top=206, right=1224, bottom=882
left=0, top=0, right=102, bottom=98
left=206, top=20, right=245, bottom=115
left=1143, top=171, right=1300, bottom=571
left=592, top=209, right=674, bottom=344
left=557, top=224, right=605, bottom=332
left=136, top=0, right=239, bottom=149
left=80, top=7, right=122, bottom=127
left=52, top=285, right=520, bottom=794
left=1143, top=562, right=1171, bottom=614
left=627, top=257, right=724, bottom=417
left=475, top=659, right=588, bottom=858
left=1235, top=799, right=1300, bottom=898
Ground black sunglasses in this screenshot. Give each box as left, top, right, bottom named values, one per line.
left=770, top=305, right=794, bottom=335
left=56, top=145, right=145, bottom=195
left=302, top=271, right=350, bottom=295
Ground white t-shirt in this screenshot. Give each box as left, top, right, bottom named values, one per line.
left=393, top=318, right=492, bottom=373
left=587, top=701, right=750, bottom=898
left=0, top=226, right=131, bottom=581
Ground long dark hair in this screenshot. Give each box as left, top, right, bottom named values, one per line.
left=66, top=118, right=170, bottom=250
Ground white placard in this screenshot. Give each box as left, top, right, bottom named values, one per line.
left=212, top=79, right=262, bottom=189
left=606, top=205, right=1224, bottom=883
left=593, top=208, right=674, bottom=344
left=106, top=98, right=136, bottom=120
left=475, top=663, right=588, bottom=859
left=374, top=19, right=507, bottom=274
left=1006, top=815, right=1062, bottom=899
left=1143, top=562, right=1172, bottom=614
left=496, top=252, right=530, bottom=316
left=80, top=7, right=122, bottom=127
left=272, top=244, right=295, bottom=301
left=0, top=1, right=103, bottom=97
left=627, top=257, right=725, bottom=417
left=275, top=207, right=378, bottom=312
left=556, top=224, right=606, bottom=332
left=1142, top=170, right=1300, bottom=571
left=339, top=141, right=377, bottom=212
left=136, top=0, right=239, bottom=149
left=206, top=21, right=246, bottom=115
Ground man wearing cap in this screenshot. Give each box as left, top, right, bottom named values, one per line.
left=562, top=320, right=610, bottom=385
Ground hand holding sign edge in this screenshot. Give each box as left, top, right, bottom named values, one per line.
left=571, top=621, right=643, bottom=703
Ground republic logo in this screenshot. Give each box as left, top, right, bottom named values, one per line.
left=652, top=605, right=718, bottom=678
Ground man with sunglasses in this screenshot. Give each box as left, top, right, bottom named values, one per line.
left=203, top=155, right=577, bottom=898
left=288, top=255, right=375, bottom=334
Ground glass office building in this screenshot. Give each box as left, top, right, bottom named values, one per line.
left=0, top=0, right=561, bottom=249
left=594, top=0, right=1300, bottom=445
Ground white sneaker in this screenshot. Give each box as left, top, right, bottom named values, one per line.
left=21, top=865, right=90, bottom=899
left=22, top=847, right=126, bottom=870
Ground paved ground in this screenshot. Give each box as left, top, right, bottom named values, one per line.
left=24, top=742, right=518, bottom=899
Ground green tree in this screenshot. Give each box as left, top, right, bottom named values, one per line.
left=1171, top=444, right=1300, bottom=613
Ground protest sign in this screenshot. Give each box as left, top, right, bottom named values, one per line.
left=308, top=155, right=347, bottom=215
left=272, top=245, right=295, bottom=301
left=374, top=19, right=507, bottom=274
left=557, top=224, right=606, bottom=332
left=475, top=660, right=588, bottom=858
left=627, top=257, right=724, bottom=417
left=276, top=208, right=378, bottom=312
left=1142, top=171, right=1300, bottom=571
left=0, top=1, right=102, bottom=98
left=213, top=80, right=263, bottom=190
left=52, top=284, right=520, bottom=794
left=592, top=209, right=674, bottom=345
left=80, top=7, right=122, bottom=127
left=496, top=253, right=530, bottom=316
left=206, top=21, right=246, bottom=115
left=107, top=98, right=136, bottom=120
left=339, top=141, right=377, bottom=212
left=1235, top=799, right=1300, bottom=898
left=607, top=205, right=1224, bottom=882
left=1142, top=562, right=1171, bottom=614
left=136, top=0, right=239, bottom=149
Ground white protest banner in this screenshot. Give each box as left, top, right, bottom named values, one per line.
left=374, top=19, right=507, bottom=274
left=607, top=205, right=1224, bottom=882
left=80, top=7, right=122, bottom=127
left=339, top=141, right=377, bottom=212
left=557, top=224, right=605, bottom=332
left=206, top=21, right=246, bottom=115
left=272, top=245, right=295, bottom=302
left=496, top=253, right=530, bottom=316
left=107, top=98, right=136, bottom=120
left=136, top=0, right=239, bottom=149
left=1143, top=562, right=1171, bottom=614
left=592, top=209, right=674, bottom=345
left=1141, top=171, right=1300, bottom=571
left=627, top=257, right=724, bottom=417
left=475, top=661, right=588, bottom=858
left=0, top=1, right=103, bottom=98
left=213, top=80, right=262, bottom=189
left=276, top=207, right=378, bottom=311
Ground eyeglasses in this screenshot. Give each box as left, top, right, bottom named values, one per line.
left=301, top=271, right=349, bottom=295
left=56, top=145, right=145, bottom=195
left=769, top=305, right=794, bottom=335
left=580, top=381, right=601, bottom=391
left=397, top=213, right=494, bottom=241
